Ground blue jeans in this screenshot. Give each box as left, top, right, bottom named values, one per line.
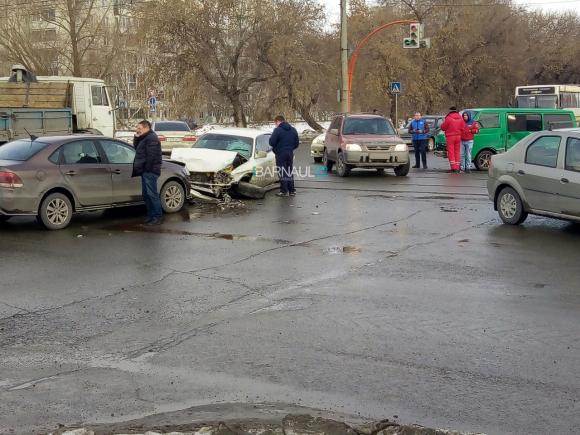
left=460, top=140, right=474, bottom=171
left=275, top=151, right=295, bottom=194
left=141, top=172, right=162, bottom=220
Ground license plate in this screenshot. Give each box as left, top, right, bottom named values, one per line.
left=167, top=137, right=181, bottom=142
left=370, top=152, right=389, bottom=160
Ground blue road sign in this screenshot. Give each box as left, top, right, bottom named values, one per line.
left=389, top=82, right=402, bottom=94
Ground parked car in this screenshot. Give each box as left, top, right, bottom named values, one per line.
left=152, top=121, right=197, bottom=153
left=398, top=115, right=444, bottom=151
left=323, top=113, right=410, bottom=177
left=435, top=108, right=577, bottom=170
left=487, top=129, right=580, bottom=225
left=0, top=135, right=190, bottom=230
left=311, top=133, right=325, bottom=163
left=171, top=128, right=278, bottom=199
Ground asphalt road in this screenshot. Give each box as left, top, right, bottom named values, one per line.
left=1, top=144, right=580, bottom=434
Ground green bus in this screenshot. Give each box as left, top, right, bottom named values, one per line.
left=434, top=108, right=577, bottom=170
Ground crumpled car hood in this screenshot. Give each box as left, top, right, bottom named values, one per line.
left=171, top=148, right=238, bottom=172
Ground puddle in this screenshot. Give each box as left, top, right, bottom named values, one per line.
left=104, top=224, right=290, bottom=244
left=273, top=219, right=298, bottom=225
left=323, top=246, right=362, bottom=255
left=458, top=239, right=470, bottom=243
left=440, top=207, right=459, bottom=213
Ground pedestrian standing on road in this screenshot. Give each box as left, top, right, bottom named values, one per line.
left=460, top=112, right=479, bottom=173
left=440, top=106, right=464, bottom=173
left=132, top=120, right=163, bottom=225
left=269, top=115, right=299, bottom=197
left=408, top=112, right=430, bottom=170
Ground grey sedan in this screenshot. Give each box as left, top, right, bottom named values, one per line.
left=0, top=135, right=191, bottom=230
left=487, top=129, right=580, bottom=225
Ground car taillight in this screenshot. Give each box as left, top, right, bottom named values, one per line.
left=183, top=135, right=197, bottom=142
left=158, top=135, right=167, bottom=141
left=0, top=171, right=23, bottom=188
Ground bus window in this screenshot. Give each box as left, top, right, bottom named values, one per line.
left=561, top=92, right=580, bottom=109
left=536, top=95, right=558, bottom=109
left=516, top=96, right=535, bottom=108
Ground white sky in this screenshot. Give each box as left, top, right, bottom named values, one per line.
left=320, top=1, right=580, bottom=24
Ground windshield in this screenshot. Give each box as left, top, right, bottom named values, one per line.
left=154, top=122, right=190, bottom=132
left=343, top=117, right=396, bottom=135
left=0, top=139, right=50, bottom=161
left=193, top=133, right=253, bottom=158
left=516, top=95, right=558, bottom=109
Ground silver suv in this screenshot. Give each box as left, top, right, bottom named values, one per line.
left=323, top=114, right=410, bottom=177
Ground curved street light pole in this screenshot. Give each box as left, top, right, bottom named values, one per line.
left=347, top=19, right=417, bottom=112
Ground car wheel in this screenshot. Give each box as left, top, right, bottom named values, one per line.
left=394, top=160, right=410, bottom=176
left=161, top=180, right=185, bottom=213
left=38, top=192, right=73, bottom=230
left=496, top=187, right=528, bottom=225
left=376, top=168, right=385, bottom=175
left=323, top=148, right=334, bottom=172
left=475, top=149, right=494, bottom=171
left=428, top=138, right=435, bottom=152
left=336, top=152, right=351, bottom=177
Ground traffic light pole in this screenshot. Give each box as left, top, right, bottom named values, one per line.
left=347, top=19, right=418, bottom=112
left=340, top=0, right=349, bottom=113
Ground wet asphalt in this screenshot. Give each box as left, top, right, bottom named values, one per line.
left=1, top=145, right=580, bottom=435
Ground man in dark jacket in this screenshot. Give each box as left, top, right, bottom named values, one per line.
left=269, top=115, right=299, bottom=197
left=132, top=120, right=163, bottom=224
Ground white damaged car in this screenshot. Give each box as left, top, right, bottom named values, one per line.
left=171, top=128, right=279, bottom=200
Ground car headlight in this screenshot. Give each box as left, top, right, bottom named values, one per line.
left=394, top=144, right=408, bottom=152
left=346, top=144, right=362, bottom=152
left=222, top=164, right=234, bottom=173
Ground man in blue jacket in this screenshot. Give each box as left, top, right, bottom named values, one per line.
left=269, top=115, right=299, bottom=197
left=408, top=112, right=430, bottom=169
left=132, top=120, right=163, bottom=225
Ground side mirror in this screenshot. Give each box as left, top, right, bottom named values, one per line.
left=256, top=151, right=268, bottom=159
left=329, top=128, right=339, bottom=136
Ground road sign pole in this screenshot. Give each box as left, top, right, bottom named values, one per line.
left=395, top=93, right=398, bottom=128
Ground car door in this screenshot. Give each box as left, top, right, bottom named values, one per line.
left=506, top=113, right=542, bottom=150
left=98, top=139, right=142, bottom=204
left=514, top=135, right=562, bottom=213
left=253, top=134, right=276, bottom=186
left=473, top=111, right=504, bottom=155
left=559, top=136, right=580, bottom=216
left=325, top=116, right=342, bottom=160
left=59, top=139, right=112, bottom=207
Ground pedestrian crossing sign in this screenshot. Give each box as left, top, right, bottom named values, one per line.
left=389, top=82, right=401, bottom=94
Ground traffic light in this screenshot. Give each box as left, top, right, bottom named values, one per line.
left=403, top=22, right=424, bottom=49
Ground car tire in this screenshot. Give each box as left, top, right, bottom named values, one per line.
left=38, top=192, right=73, bottom=230
left=323, top=149, right=334, bottom=172
left=496, top=187, right=528, bottom=225
left=475, top=149, right=494, bottom=171
left=376, top=168, right=385, bottom=175
left=313, top=157, right=323, bottom=163
left=336, top=152, right=351, bottom=177
left=428, top=138, right=435, bottom=152
left=160, top=180, right=185, bottom=213
left=394, top=160, right=410, bottom=177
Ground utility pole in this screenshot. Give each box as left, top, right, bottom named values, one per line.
left=340, top=0, right=348, bottom=113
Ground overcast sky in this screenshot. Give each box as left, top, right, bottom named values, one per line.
left=321, top=0, right=580, bottom=24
